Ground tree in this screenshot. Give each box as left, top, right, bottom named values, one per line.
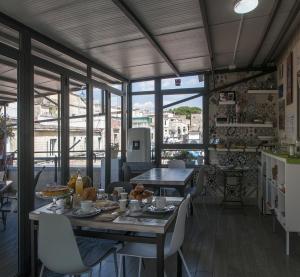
left=169, top=106, right=202, bottom=119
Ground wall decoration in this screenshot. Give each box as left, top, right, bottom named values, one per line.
left=209, top=71, right=278, bottom=201
left=286, top=52, right=293, bottom=105
left=279, top=99, right=285, bottom=130
left=278, top=84, right=284, bottom=98
left=219, top=91, right=236, bottom=103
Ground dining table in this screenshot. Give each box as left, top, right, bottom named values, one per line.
left=29, top=196, right=184, bottom=277
left=130, top=168, right=194, bottom=196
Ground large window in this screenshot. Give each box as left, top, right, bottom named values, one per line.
left=163, top=94, right=203, bottom=144
left=69, top=79, right=87, bottom=176
left=0, top=55, right=18, bottom=277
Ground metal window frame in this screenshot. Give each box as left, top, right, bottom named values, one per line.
left=128, top=75, right=209, bottom=166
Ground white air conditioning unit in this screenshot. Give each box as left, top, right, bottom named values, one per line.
left=127, top=128, right=151, bottom=162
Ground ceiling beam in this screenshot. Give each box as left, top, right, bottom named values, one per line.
left=112, top=0, right=180, bottom=77
left=263, top=0, right=300, bottom=64
left=198, top=0, right=215, bottom=75
left=249, top=0, right=282, bottom=66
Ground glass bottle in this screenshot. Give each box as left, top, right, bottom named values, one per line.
left=75, top=171, right=83, bottom=196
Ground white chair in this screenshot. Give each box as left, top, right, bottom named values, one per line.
left=168, top=160, right=186, bottom=169
left=38, top=213, right=118, bottom=277
left=117, top=195, right=191, bottom=277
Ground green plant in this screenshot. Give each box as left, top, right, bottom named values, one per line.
left=0, top=114, right=14, bottom=140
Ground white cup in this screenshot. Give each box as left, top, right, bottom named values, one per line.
left=120, top=192, right=128, bottom=200
left=80, top=200, right=93, bottom=212
left=155, top=197, right=167, bottom=209
left=119, top=199, right=127, bottom=212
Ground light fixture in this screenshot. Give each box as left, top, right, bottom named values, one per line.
left=234, top=0, right=259, bottom=14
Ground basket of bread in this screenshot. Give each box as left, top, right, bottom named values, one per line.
left=129, top=184, right=153, bottom=202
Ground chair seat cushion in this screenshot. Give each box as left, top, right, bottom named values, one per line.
left=76, top=237, right=117, bottom=267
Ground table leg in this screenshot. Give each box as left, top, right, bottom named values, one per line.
left=177, top=248, right=182, bottom=277
left=30, top=221, right=37, bottom=277
left=156, top=234, right=165, bottom=277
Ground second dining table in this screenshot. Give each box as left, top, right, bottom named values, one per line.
left=130, top=167, right=194, bottom=196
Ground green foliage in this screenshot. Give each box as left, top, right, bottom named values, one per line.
left=169, top=106, right=202, bottom=119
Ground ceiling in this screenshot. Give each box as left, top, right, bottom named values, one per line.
left=0, top=0, right=299, bottom=81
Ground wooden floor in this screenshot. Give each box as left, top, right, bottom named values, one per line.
left=2, top=204, right=300, bottom=277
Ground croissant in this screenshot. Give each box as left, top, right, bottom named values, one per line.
left=82, top=187, right=97, bottom=201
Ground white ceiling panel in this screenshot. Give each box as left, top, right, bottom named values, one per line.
left=125, top=0, right=203, bottom=35
left=155, top=28, right=209, bottom=60
left=85, top=38, right=164, bottom=70
left=210, top=21, right=240, bottom=54
left=175, top=56, right=211, bottom=72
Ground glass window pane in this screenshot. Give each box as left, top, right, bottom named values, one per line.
left=161, top=150, right=205, bottom=166
left=161, top=75, right=204, bottom=90
left=163, top=95, right=203, bottom=144
left=34, top=68, right=61, bottom=206
left=111, top=94, right=122, bottom=156
left=69, top=80, right=87, bottom=177
left=132, top=80, right=155, bottom=92
left=132, top=94, right=155, bottom=159
left=93, top=87, right=105, bottom=187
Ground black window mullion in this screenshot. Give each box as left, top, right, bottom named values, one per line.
left=60, top=75, right=69, bottom=185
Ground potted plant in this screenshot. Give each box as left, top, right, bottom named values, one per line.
left=111, top=143, right=119, bottom=159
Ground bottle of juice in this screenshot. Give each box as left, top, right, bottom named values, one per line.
left=75, top=171, right=83, bottom=196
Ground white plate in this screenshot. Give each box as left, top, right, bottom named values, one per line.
left=71, top=207, right=101, bottom=218
left=146, top=205, right=176, bottom=214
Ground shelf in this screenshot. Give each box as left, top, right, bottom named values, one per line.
left=215, top=123, right=273, bottom=128
left=208, top=147, right=259, bottom=153
left=219, top=101, right=236, bottom=105
left=247, top=89, right=277, bottom=94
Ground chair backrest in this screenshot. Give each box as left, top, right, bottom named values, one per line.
left=38, top=213, right=87, bottom=274
left=34, top=166, right=45, bottom=190
left=168, top=160, right=186, bottom=169
left=168, top=194, right=190, bottom=255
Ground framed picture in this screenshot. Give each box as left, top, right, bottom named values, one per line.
left=279, top=99, right=285, bottom=130
left=286, top=52, right=293, bottom=105
left=219, top=91, right=235, bottom=103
